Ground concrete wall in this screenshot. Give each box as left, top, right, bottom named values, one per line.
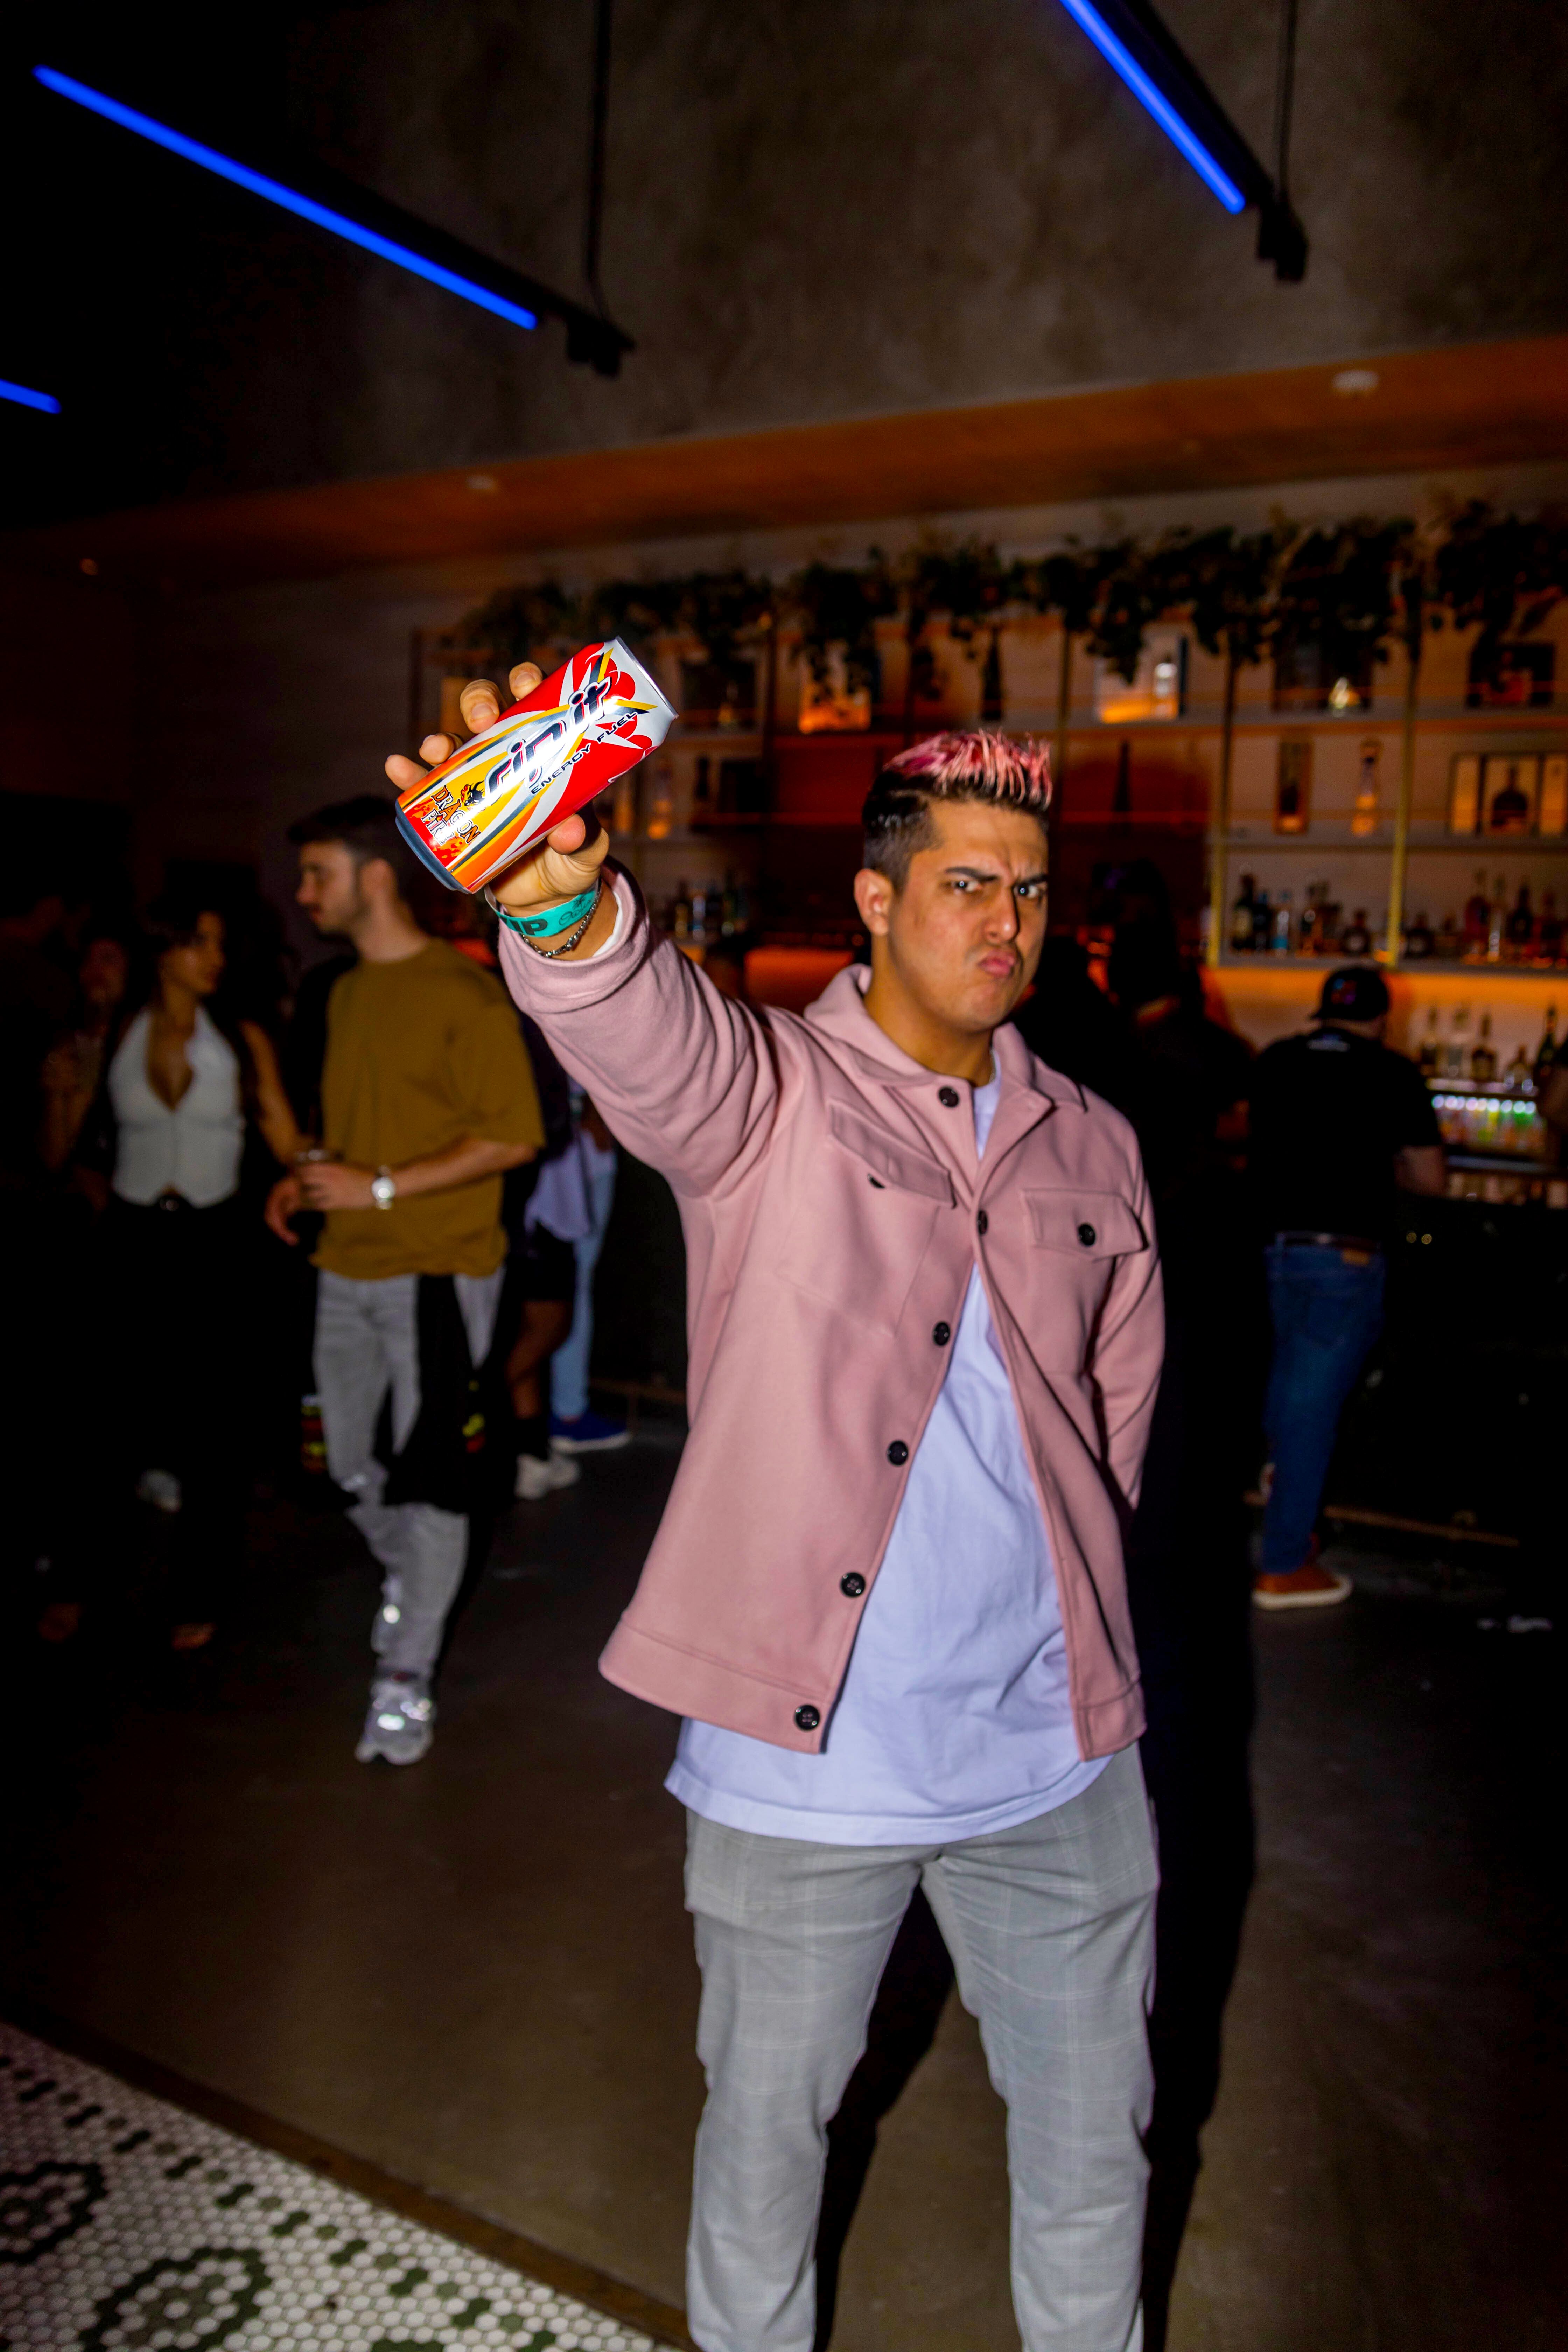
left=16, top=0, right=1568, bottom=513
left=299, top=0, right=1560, bottom=473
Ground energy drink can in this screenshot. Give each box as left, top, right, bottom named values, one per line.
left=395, top=639, right=676, bottom=894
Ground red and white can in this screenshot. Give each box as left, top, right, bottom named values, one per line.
left=396, top=639, right=675, bottom=893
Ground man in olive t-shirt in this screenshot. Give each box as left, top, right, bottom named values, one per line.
left=317, top=948, right=537, bottom=1283
left=266, top=797, right=542, bottom=1764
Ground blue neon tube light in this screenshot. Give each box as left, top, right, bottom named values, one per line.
left=33, top=66, right=539, bottom=331
left=0, top=378, right=61, bottom=414
left=1054, top=0, right=1246, bottom=212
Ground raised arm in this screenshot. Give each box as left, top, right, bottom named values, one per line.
left=241, top=1022, right=306, bottom=1168
left=386, top=667, right=785, bottom=1198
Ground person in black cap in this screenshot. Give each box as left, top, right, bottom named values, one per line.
left=1246, top=964, right=1445, bottom=1608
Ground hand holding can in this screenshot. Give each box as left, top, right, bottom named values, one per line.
left=395, top=640, right=675, bottom=895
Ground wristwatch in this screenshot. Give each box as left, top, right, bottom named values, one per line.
left=370, top=1166, right=397, bottom=1211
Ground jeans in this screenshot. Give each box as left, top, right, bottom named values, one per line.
left=550, top=1156, right=617, bottom=1423
left=684, top=1745, right=1157, bottom=2352
left=1260, top=1242, right=1386, bottom=1574
left=314, top=1269, right=503, bottom=1677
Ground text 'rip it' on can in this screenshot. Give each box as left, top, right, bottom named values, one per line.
left=395, top=640, right=676, bottom=894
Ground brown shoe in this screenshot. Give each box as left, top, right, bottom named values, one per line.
left=1252, top=1561, right=1353, bottom=1611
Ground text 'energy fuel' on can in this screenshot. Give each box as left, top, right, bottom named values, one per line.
left=395, top=639, right=676, bottom=893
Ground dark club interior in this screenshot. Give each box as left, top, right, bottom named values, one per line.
left=2, top=6, right=1565, bottom=2349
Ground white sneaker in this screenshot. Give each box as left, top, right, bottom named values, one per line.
left=135, top=1468, right=183, bottom=1514
left=515, top=1450, right=581, bottom=1501
left=355, top=1675, right=435, bottom=1765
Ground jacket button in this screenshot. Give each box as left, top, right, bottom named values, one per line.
left=976, top=1209, right=988, bottom=1236
left=794, top=1703, right=821, bottom=1731
left=932, top=1321, right=951, bottom=1346
left=1077, top=1222, right=1097, bottom=1247
left=886, top=1440, right=909, bottom=1465
left=840, top=1572, right=866, bottom=1597
left=938, top=1085, right=960, bottom=1108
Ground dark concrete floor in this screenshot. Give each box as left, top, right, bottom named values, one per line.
left=4, top=1435, right=1563, bottom=2350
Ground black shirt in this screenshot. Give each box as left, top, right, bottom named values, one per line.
left=1248, top=1024, right=1442, bottom=1240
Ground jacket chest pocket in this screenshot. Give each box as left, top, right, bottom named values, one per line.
left=774, top=1103, right=955, bottom=1336
left=1022, top=1188, right=1149, bottom=1369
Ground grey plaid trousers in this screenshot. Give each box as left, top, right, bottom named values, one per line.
left=684, top=1742, right=1157, bottom=2352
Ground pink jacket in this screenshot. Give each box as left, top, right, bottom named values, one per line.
left=499, top=870, right=1164, bottom=1761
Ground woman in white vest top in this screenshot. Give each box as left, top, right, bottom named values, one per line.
left=58, top=892, right=299, bottom=1653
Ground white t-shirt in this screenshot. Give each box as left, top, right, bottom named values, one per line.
left=666, top=1068, right=1109, bottom=1844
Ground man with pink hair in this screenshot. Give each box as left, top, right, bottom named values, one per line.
left=391, top=698, right=1165, bottom=2352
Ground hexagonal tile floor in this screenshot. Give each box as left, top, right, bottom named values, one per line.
left=0, top=2022, right=673, bottom=2352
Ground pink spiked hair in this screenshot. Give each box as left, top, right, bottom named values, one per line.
left=883, top=729, right=1052, bottom=810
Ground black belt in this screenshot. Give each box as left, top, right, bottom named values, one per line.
left=1273, top=1230, right=1382, bottom=1255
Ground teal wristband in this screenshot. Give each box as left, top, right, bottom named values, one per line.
left=486, top=883, right=600, bottom=940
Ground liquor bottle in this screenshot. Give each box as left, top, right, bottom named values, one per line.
left=1319, top=894, right=1343, bottom=951
left=1470, top=1012, right=1498, bottom=1082
left=1463, top=871, right=1490, bottom=953
left=1250, top=887, right=1273, bottom=953
left=1404, top=909, right=1434, bottom=960
left=1231, top=874, right=1256, bottom=953
left=1539, top=891, right=1564, bottom=961
left=645, top=759, right=675, bottom=840
left=690, top=883, right=709, bottom=943
left=1341, top=907, right=1372, bottom=955
left=720, top=871, right=738, bottom=936
left=610, top=765, right=639, bottom=836
left=1272, top=890, right=1294, bottom=953
left=1351, top=739, right=1381, bottom=835
left=672, top=880, right=693, bottom=942
left=1434, top=909, right=1461, bottom=961
left=1503, top=1041, right=1533, bottom=1091
left=1416, top=1007, right=1441, bottom=1078
left=1506, top=883, right=1535, bottom=956
left=1487, top=876, right=1507, bottom=962
left=1535, top=1006, right=1559, bottom=1088
left=1446, top=1004, right=1471, bottom=1077
left=1297, top=884, right=1320, bottom=956
left=1275, top=741, right=1311, bottom=832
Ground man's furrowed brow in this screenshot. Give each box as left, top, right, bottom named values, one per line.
left=941, top=862, right=1048, bottom=886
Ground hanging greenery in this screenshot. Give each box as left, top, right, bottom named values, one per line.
left=790, top=559, right=895, bottom=694
left=456, top=578, right=579, bottom=671
left=456, top=500, right=1568, bottom=716
left=666, top=569, right=776, bottom=671
left=1027, top=541, right=1117, bottom=643
left=1078, top=536, right=1162, bottom=682
left=1268, top=516, right=1410, bottom=699
left=1179, top=526, right=1284, bottom=670
left=1430, top=500, right=1568, bottom=662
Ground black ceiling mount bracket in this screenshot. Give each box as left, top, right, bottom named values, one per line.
left=279, top=145, right=636, bottom=376
left=584, top=0, right=619, bottom=327
left=31, top=66, right=635, bottom=377
left=1075, top=0, right=1308, bottom=282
